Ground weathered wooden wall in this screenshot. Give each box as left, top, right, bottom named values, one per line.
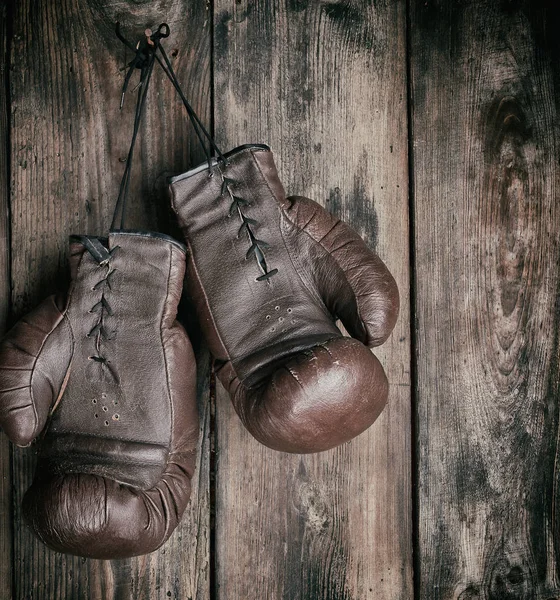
left=0, top=0, right=558, bottom=599
left=411, top=1, right=560, bottom=599
left=0, top=3, right=12, bottom=598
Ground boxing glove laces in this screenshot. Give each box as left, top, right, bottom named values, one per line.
left=0, top=24, right=198, bottom=558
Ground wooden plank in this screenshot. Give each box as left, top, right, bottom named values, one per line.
left=0, top=2, right=12, bottom=598
left=411, top=1, right=560, bottom=598
left=9, top=2, right=211, bottom=598
left=213, top=2, right=411, bottom=599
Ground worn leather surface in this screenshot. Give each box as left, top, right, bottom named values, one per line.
left=0, top=231, right=198, bottom=558
left=170, top=145, right=399, bottom=453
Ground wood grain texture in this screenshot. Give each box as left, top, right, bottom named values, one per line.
left=213, top=1, right=411, bottom=599
left=410, top=1, right=560, bottom=598
left=0, top=2, right=12, bottom=599
left=8, top=1, right=211, bottom=598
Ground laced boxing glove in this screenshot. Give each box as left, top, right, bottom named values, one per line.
left=0, top=232, right=198, bottom=558
left=0, top=25, right=198, bottom=558
left=153, top=37, right=399, bottom=453
left=169, top=144, right=399, bottom=453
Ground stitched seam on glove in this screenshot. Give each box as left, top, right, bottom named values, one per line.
left=249, top=148, right=291, bottom=209
left=169, top=181, right=233, bottom=364
left=250, top=153, right=335, bottom=323
left=189, top=242, right=232, bottom=363
left=47, top=453, right=167, bottom=467
left=281, top=203, right=371, bottom=345
left=160, top=244, right=174, bottom=462
left=158, top=245, right=180, bottom=544
left=47, top=315, right=74, bottom=415
left=250, top=148, right=283, bottom=206
left=28, top=303, right=67, bottom=442
left=278, top=214, right=337, bottom=323
left=50, top=428, right=167, bottom=446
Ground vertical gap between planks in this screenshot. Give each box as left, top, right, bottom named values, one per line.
left=1, top=0, right=15, bottom=598
left=209, top=354, right=217, bottom=600
left=209, top=0, right=216, bottom=150
left=209, top=2, right=217, bottom=598
left=405, top=0, right=420, bottom=598
left=3, top=1, right=13, bottom=308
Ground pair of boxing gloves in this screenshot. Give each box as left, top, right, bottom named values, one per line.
left=0, top=144, right=399, bottom=558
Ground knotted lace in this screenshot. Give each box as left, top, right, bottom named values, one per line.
left=79, top=237, right=120, bottom=383
left=220, top=175, right=278, bottom=281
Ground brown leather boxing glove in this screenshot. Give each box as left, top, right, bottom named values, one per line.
left=169, top=144, right=399, bottom=453
left=0, top=232, right=198, bottom=558
left=0, top=24, right=201, bottom=558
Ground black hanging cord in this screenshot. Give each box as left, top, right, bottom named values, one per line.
left=111, top=23, right=169, bottom=231
left=114, top=21, right=227, bottom=195
left=154, top=45, right=228, bottom=169
left=155, top=53, right=212, bottom=170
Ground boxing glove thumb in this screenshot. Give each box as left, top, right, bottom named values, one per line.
left=0, top=295, right=72, bottom=446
